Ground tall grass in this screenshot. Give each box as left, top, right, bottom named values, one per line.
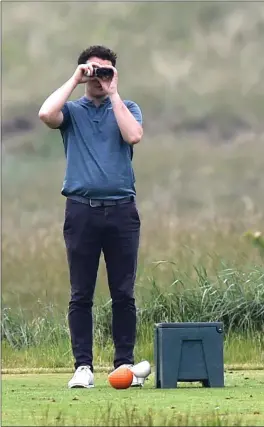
left=2, top=266, right=264, bottom=368
left=3, top=267, right=264, bottom=349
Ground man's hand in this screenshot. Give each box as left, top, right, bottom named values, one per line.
left=72, top=62, right=102, bottom=85
left=96, top=65, right=118, bottom=96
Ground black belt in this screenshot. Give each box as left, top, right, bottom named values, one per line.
left=68, top=195, right=134, bottom=207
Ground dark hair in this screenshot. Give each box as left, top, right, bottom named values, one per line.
left=77, top=45, right=117, bottom=67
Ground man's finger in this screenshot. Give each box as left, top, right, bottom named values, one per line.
left=83, top=64, right=96, bottom=77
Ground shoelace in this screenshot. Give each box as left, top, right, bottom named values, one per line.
left=74, top=366, right=91, bottom=377
left=78, top=366, right=90, bottom=372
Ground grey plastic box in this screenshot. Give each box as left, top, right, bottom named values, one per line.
left=154, top=322, right=224, bottom=388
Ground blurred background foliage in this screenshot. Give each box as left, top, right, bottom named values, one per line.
left=3, top=1, right=264, bottom=149
left=2, top=1, right=264, bottom=312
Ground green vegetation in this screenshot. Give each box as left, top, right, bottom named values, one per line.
left=2, top=331, right=264, bottom=371
left=3, top=138, right=264, bottom=370
left=3, top=2, right=264, bottom=143
left=3, top=138, right=264, bottom=308
left=2, top=371, right=264, bottom=426
left=2, top=269, right=264, bottom=369
left=3, top=4, right=264, bottom=426
left=3, top=0, right=264, bottom=399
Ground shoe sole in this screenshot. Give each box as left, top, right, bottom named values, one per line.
left=68, top=384, right=94, bottom=389
left=131, top=374, right=147, bottom=387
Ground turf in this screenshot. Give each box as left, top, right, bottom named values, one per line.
left=2, top=370, right=264, bottom=426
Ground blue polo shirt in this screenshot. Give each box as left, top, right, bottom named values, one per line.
left=57, top=96, right=142, bottom=200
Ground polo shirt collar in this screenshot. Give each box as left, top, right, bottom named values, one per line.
left=80, top=95, right=110, bottom=108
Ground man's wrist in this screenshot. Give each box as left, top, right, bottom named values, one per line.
left=109, top=92, right=121, bottom=106
left=69, top=76, right=79, bottom=88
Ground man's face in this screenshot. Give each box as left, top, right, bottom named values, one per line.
left=86, top=57, right=113, bottom=98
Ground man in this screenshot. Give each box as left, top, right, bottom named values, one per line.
left=39, top=45, right=144, bottom=388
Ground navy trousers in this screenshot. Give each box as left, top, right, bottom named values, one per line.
left=63, top=198, right=140, bottom=372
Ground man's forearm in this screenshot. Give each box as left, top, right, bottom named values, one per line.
left=110, top=93, right=143, bottom=144
left=39, top=77, right=78, bottom=118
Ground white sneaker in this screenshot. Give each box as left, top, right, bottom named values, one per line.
left=131, top=373, right=146, bottom=387
left=68, top=366, right=94, bottom=389
left=116, top=362, right=151, bottom=388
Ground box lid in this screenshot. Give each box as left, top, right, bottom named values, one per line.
left=155, top=322, right=223, bottom=329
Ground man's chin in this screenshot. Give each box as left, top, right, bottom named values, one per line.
left=92, top=90, right=107, bottom=99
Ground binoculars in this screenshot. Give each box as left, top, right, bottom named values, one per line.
left=85, top=67, right=114, bottom=79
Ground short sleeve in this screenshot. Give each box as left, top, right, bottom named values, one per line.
left=56, top=103, right=71, bottom=131
left=126, top=101, right=143, bottom=125
left=124, top=101, right=142, bottom=159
